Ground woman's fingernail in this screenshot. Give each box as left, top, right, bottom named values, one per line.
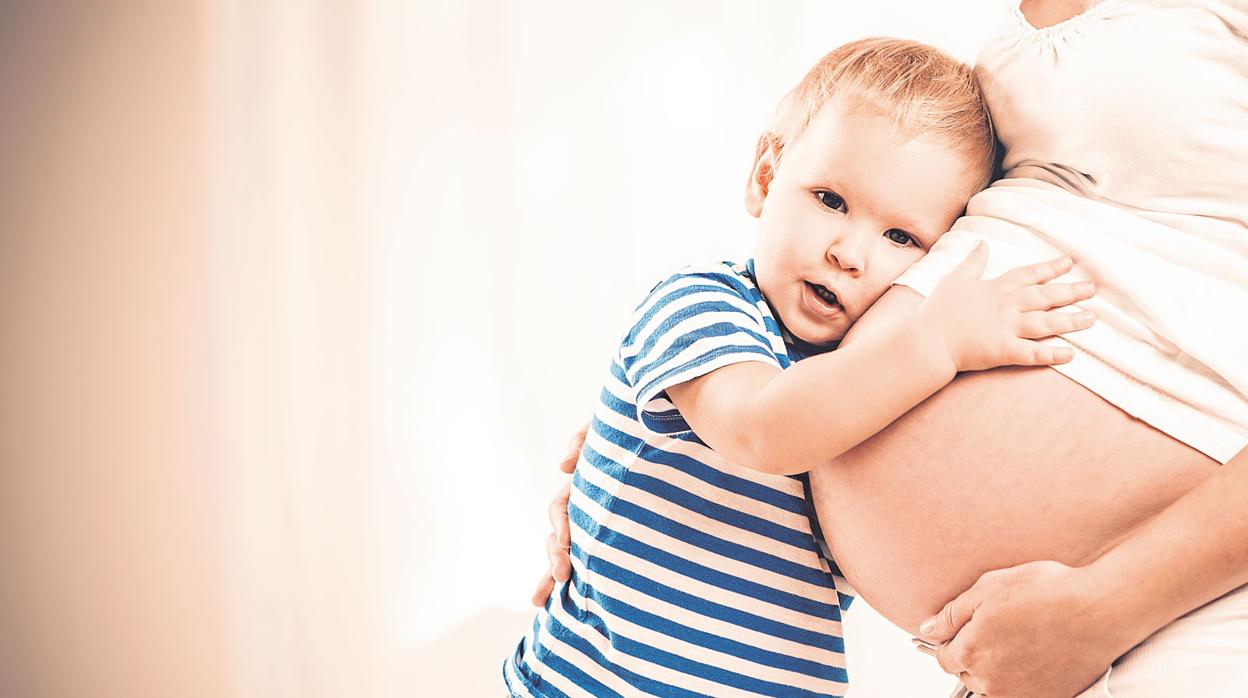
left=1078, top=282, right=1095, bottom=294
left=918, top=619, right=937, bottom=637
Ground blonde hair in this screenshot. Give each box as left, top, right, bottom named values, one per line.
left=769, top=37, right=997, bottom=192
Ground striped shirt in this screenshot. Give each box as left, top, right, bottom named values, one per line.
left=505, top=260, right=853, bottom=697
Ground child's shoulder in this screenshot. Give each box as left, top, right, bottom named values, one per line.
left=639, top=259, right=760, bottom=305
left=621, top=259, right=774, bottom=348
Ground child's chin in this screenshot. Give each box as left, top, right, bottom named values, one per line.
left=792, top=327, right=842, bottom=349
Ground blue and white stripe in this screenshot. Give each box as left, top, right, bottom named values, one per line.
left=506, top=260, right=851, bottom=697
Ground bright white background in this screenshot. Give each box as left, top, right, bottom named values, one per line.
left=0, top=1, right=1006, bottom=696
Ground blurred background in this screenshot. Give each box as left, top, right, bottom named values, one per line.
left=0, top=1, right=1001, bottom=695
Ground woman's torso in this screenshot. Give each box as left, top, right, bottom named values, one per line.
left=987, top=0, right=1248, bottom=230
left=809, top=0, right=1247, bottom=632
left=811, top=351, right=1216, bottom=632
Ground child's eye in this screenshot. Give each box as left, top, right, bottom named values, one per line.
left=885, top=228, right=919, bottom=247
left=815, top=190, right=847, bottom=212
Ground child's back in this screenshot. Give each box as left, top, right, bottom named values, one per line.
left=505, top=260, right=850, bottom=696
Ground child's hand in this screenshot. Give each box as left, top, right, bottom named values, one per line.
left=921, top=242, right=1096, bottom=372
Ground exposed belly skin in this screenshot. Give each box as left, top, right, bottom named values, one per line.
left=810, top=365, right=1218, bottom=634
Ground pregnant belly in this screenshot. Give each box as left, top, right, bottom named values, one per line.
left=810, top=365, right=1217, bottom=634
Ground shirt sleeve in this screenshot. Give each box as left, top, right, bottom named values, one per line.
left=619, top=268, right=782, bottom=436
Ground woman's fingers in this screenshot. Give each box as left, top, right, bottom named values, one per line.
left=531, top=570, right=555, bottom=607
left=1017, top=309, right=1095, bottom=339
left=534, top=427, right=585, bottom=607
left=530, top=534, right=574, bottom=604
left=1015, top=280, right=1096, bottom=311
left=568, top=423, right=590, bottom=451
left=996, top=255, right=1073, bottom=289
left=535, top=480, right=574, bottom=606
left=548, top=479, right=571, bottom=546
left=557, top=447, right=579, bottom=474
left=560, top=422, right=590, bottom=473
left=547, top=480, right=573, bottom=579
left=547, top=532, right=572, bottom=582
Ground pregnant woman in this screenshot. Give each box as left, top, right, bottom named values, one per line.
left=540, top=1, right=1248, bottom=695
left=809, top=0, right=1248, bottom=695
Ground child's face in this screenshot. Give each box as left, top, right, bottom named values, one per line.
left=746, top=101, right=974, bottom=346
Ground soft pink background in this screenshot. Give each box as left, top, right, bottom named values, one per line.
left=0, top=2, right=1001, bottom=695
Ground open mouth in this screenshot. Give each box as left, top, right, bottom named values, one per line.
left=805, top=281, right=841, bottom=310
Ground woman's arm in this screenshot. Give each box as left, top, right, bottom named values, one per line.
left=921, top=444, right=1248, bottom=697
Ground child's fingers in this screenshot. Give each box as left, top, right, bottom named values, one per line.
left=951, top=240, right=989, bottom=279
left=996, top=255, right=1074, bottom=289
left=1015, top=280, right=1096, bottom=311
left=1010, top=339, right=1075, bottom=366
left=1016, top=309, right=1095, bottom=339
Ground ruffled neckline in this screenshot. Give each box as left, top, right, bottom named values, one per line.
left=1011, top=0, right=1121, bottom=39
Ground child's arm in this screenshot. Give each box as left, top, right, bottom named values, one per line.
left=666, top=245, right=1095, bottom=475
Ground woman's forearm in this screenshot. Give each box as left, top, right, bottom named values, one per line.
left=1083, top=443, right=1248, bottom=652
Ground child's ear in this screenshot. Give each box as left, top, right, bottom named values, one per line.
left=745, top=133, right=781, bottom=218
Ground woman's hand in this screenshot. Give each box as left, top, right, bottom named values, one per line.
left=529, top=423, right=588, bottom=607
left=921, top=243, right=1096, bottom=372
left=918, top=561, right=1131, bottom=697
left=921, top=444, right=1248, bottom=696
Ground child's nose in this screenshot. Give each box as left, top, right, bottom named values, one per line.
left=826, top=228, right=868, bottom=274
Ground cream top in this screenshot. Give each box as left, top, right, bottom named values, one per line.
left=896, top=0, right=1248, bottom=462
